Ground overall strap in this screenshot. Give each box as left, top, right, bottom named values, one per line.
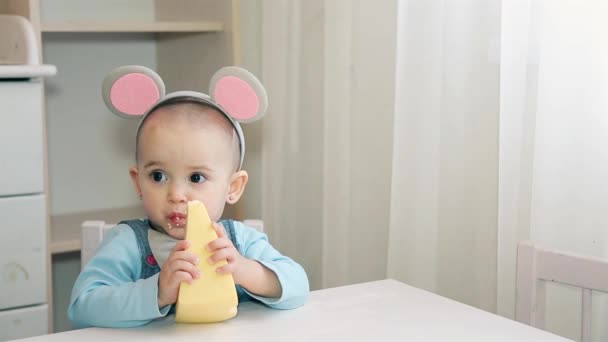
left=118, top=219, right=161, bottom=279
left=219, top=219, right=240, bottom=251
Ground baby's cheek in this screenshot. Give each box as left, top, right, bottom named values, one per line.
left=212, top=207, right=227, bottom=223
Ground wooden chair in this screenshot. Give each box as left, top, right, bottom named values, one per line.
left=81, top=219, right=264, bottom=268
left=516, top=240, right=608, bottom=342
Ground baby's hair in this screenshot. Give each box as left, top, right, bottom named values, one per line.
left=135, top=99, right=241, bottom=172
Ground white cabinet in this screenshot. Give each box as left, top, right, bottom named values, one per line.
left=0, top=305, right=48, bottom=341
left=0, top=79, right=50, bottom=341
left=0, top=81, right=44, bottom=196
left=0, top=195, right=47, bottom=310
left=0, top=11, right=56, bottom=342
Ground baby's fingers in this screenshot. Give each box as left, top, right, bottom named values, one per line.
left=216, top=262, right=236, bottom=275
left=207, top=237, right=232, bottom=252
left=171, top=271, right=194, bottom=286
left=209, top=248, right=235, bottom=265
left=170, top=250, right=200, bottom=265
left=213, top=222, right=227, bottom=239
left=167, top=260, right=200, bottom=279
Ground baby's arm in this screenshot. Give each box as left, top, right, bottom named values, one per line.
left=208, top=223, right=282, bottom=298
left=232, top=222, right=309, bottom=309
left=68, top=225, right=169, bottom=328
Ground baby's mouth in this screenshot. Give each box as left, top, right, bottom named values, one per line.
left=167, top=212, right=187, bottom=229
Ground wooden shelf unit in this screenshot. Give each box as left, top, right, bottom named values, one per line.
left=41, top=20, right=224, bottom=33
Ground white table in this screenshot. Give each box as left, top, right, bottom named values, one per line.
left=17, top=279, right=571, bottom=341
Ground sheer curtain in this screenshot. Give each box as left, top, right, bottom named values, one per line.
left=256, top=0, right=397, bottom=290
left=498, top=1, right=608, bottom=340
left=388, top=3, right=608, bottom=338
left=256, top=0, right=499, bottom=300
left=387, top=0, right=501, bottom=313
left=253, top=1, right=608, bottom=339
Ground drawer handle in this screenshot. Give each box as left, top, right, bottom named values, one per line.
left=2, top=262, right=29, bottom=282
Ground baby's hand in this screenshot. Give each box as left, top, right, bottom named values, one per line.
left=157, top=240, right=200, bottom=308
left=207, top=222, right=248, bottom=285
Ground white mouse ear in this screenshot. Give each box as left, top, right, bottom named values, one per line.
left=102, top=65, right=166, bottom=118
left=209, top=66, right=267, bottom=123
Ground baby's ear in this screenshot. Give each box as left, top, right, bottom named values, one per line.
left=102, top=65, right=166, bottom=119
left=209, top=66, right=268, bottom=123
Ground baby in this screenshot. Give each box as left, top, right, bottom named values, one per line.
left=68, top=66, right=309, bottom=328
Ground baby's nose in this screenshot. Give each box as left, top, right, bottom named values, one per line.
left=168, top=184, right=187, bottom=203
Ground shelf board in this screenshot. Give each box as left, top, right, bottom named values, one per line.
left=41, top=20, right=224, bottom=33
left=0, top=65, right=57, bottom=78
left=50, top=205, right=146, bottom=255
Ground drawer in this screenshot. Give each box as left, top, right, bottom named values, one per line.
left=0, top=304, right=48, bottom=341
left=0, top=195, right=47, bottom=310
left=0, top=81, right=44, bottom=196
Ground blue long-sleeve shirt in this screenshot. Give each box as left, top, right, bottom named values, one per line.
left=68, top=220, right=309, bottom=328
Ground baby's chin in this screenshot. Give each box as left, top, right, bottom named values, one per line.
left=150, top=221, right=186, bottom=239
left=165, top=226, right=186, bottom=240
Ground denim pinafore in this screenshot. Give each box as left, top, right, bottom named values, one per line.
left=119, top=218, right=249, bottom=313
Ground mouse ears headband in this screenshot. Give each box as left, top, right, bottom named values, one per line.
left=101, top=65, right=268, bottom=169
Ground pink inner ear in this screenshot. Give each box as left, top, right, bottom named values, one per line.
left=214, top=76, right=260, bottom=121
left=110, top=73, right=160, bottom=116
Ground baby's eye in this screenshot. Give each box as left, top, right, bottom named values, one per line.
left=190, top=173, right=207, bottom=184
left=150, top=170, right=167, bottom=183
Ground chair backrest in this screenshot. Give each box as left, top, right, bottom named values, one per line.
left=81, top=219, right=264, bottom=269
left=515, top=240, right=608, bottom=342
left=81, top=220, right=117, bottom=269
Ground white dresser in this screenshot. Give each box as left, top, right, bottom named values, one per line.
left=0, top=14, right=56, bottom=342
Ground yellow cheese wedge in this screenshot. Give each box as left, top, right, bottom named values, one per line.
left=175, top=200, right=238, bottom=323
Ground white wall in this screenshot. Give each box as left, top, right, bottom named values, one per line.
left=41, top=0, right=155, bottom=21
left=44, top=34, right=156, bottom=215
left=42, top=2, right=156, bottom=215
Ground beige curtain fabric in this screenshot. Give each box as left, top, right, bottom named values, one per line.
left=387, top=0, right=500, bottom=313
left=250, top=2, right=608, bottom=339
left=257, top=0, right=397, bottom=290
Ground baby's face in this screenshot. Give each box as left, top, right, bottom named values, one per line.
left=131, top=108, right=237, bottom=239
